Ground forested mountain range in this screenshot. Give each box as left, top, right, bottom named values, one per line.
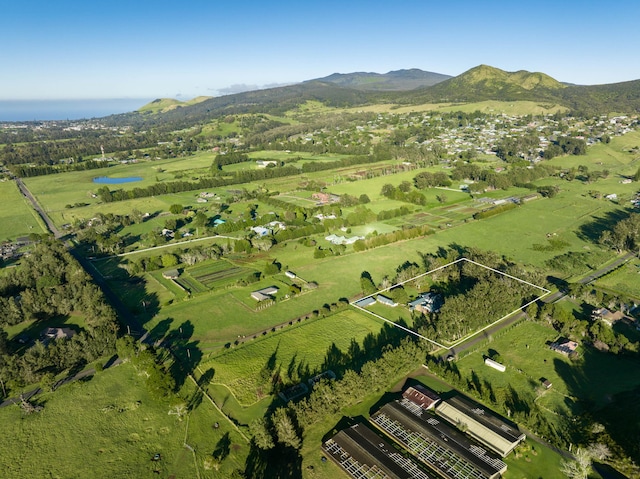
left=313, top=68, right=452, bottom=91
left=124, top=65, right=640, bottom=128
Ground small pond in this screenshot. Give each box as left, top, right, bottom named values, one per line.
left=93, top=176, right=143, bottom=184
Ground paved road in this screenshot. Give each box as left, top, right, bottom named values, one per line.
left=15, top=177, right=62, bottom=238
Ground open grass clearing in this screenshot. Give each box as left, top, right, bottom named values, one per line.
left=455, top=319, right=640, bottom=409
left=0, top=362, right=249, bottom=479
left=343, top=100, right=567, bottom=116
left=201, top=309, right=386, bottom=406
left=0, top=181, right=47, bottom=241
left=593, top=257, right=640, bottom=300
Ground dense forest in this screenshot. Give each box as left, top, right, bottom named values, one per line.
left=0, top=241, right=119, bottom=398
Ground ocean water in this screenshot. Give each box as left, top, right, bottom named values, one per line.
left=0, top=98, right=153, bottom=122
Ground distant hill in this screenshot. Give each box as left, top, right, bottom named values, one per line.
left=314, top=69, right=451, bottom=91
left=403, top=65, right=566, bottom=104
left=138, top=96, right=212, bottom=114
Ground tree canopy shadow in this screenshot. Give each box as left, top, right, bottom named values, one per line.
left=161, top=320, right=203, bottom=390
left=244, top=442, right=302, bottom=479
left=554, top=349, right=640, bottom=465
left=577, top=209, right=632, bottom=244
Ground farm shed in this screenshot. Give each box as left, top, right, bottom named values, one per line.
left=402, top=384, right=441, bottom=410
left=251, top=286, right=279, bottom=301
left=162, top=269, right=180, bottom=280
left=323, top=423, right=433, bottom=479
left=549, top=339, right=578, bottom=355
left=484, top=357, right=506, bottom=372
left=435, top=395, right=525, bottom=457
left=353, top=297, right=376, bottom=307
left=371, top=401, right=506, bottom=479
left=377, top=295, right=398, bottom=307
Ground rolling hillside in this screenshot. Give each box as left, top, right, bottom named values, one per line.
left=123, top=64, right=640, bottom=130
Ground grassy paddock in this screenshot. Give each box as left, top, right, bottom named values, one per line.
left=201, top=309, right=386, bottom=405
left=0, top=181, right=47, bottom=241
left=0, top=362, right=248, bottom=478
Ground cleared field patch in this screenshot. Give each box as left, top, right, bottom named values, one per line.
left=174, top=273, right=208, bottom=294
left=0, top=181, right=47, bottom=241
left=0, top=362, right=248, bottom=478
left=202, top=309, right=386, bottom=405
left=593, top=258, right=640, bottom=300
left=188, top=260, right=253, bottom=289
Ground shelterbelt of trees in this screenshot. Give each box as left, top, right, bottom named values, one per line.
left=0, top=241, right=119, bottom=398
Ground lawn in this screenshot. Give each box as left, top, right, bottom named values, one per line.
left=200, top=309, right=386, bottom=406
left=0, top=180, right=47, bottom=241
left=0, top=362, right=249, bottom=479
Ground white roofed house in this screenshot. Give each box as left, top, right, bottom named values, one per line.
left=251, top=286, right=279, bottom=301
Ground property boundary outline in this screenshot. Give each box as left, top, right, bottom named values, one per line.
left=350, top=257, right=551, bottom=351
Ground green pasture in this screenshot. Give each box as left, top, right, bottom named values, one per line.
left=343, top=100, right=567, bottom=116
left=455, top=319, right=640, bottom=410
left=22, top=153, right=217, bottom=211
left=0, top=362, right=248, bottom=479
left=202, top=309, right=386, bottom=406
left=594, top=258, right=640, bottom=300
left=0, top=181, right=47, bottom=241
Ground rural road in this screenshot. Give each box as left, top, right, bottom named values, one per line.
left=15, top=177, right=62, bottom=239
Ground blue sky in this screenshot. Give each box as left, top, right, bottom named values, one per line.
left=2, top=0, right=640, bottom=99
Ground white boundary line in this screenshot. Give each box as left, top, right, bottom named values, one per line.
left=350, top=257, right=551, bottom=350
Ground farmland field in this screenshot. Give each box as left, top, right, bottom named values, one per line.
left=188, top=260, right=253, bottom=289
left=593, top=257, right=640, bottom=300
left=201, top=308, right=386, bottom=405
left=0, top=362, right=249, bottom=479
left=0, top=181, right=47, bottom=241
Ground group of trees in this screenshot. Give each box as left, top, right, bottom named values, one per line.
left=544, top=136, right=587, bottom=159
left=599, top=213, right=640, bottom=253
left=250, top=335, right=427, bottom=453
left=380, top=182, right=427, bottom=205
left=0, top=241, right=119, bottom=398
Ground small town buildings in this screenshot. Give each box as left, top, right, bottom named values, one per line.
left=324, top=234, right=364, bottom=245
left=541, top=378, right=552, bottom=389
left=285, top=271, right=296, bottom=279
left=41, top=327, right=75, bottom=343
left=256, top=160, right=278, bottom=168
left=250, top=226, right=270, bottom=236
left=312, top=192, right=340, bottom=205
left=549, top=339, right=579, bottom=355
left=592, top=307, right=626, bottom=327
